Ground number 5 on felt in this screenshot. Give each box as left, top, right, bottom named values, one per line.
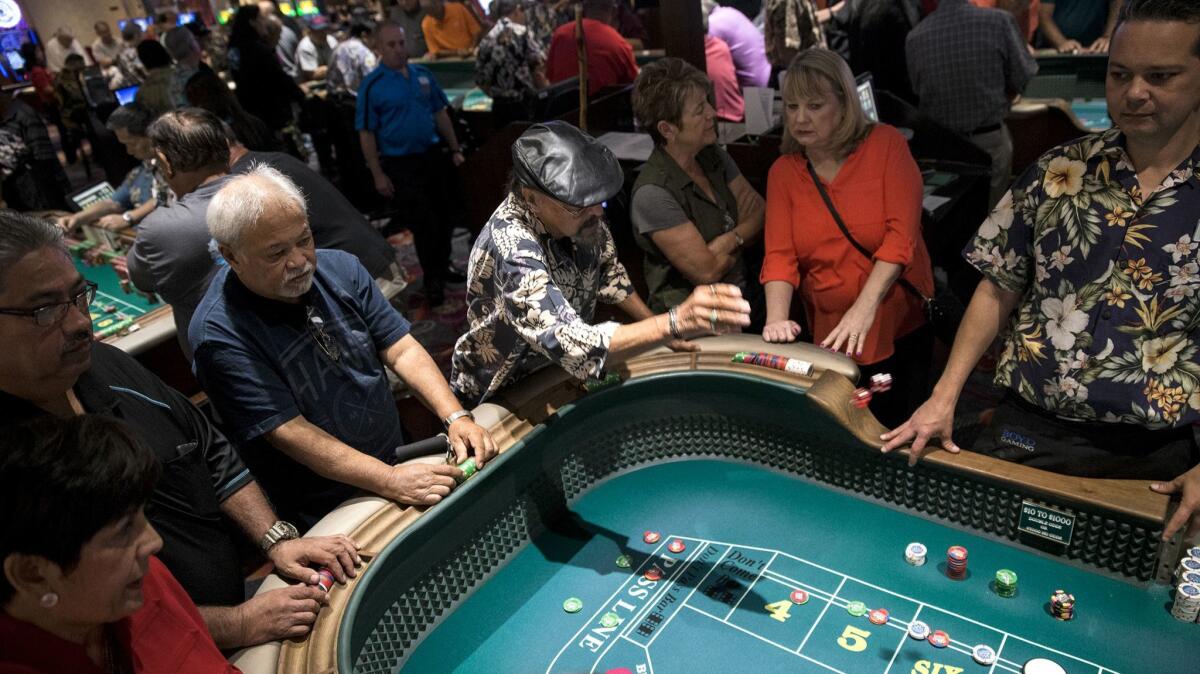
left=837, top=625, right=870, bottom=652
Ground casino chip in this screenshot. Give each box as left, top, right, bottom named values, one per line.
left=615, top=555, right=632, bottom=569
left=845, top=601, right=867, bottom=617
left=643, top=566, right=664, bottom=581
left=927, top=630, right=949, bottom=648
left=907, top=620, right=930, bottom=640
left=599, top=612, right=621, bottom=628
left=563, top=597, right=583, bottom=613
left=643, top=531, right=661, bottom=544
left=972, top=644, right=997, bottom=665
left=868, top=608, right=889, bottom=625
left=668, top=539, right=686, bottom=554
left=1022, top=658, right=1068, bottom=674
left=905, top=542, right=927, bottom=566
left=994, top=569, right=1018, bottom=598
left=789, top=589, right=810, bottom=605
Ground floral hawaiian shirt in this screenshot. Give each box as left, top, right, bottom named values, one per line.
left=966, top=128, right=1200, bottom=428
left=451, top=194, right=634, bottom=406
left=475, top=17, right=545, bottom=100
left=327, top=37, right=378, bottom=97
left=526, top=1, right=575, bottom=49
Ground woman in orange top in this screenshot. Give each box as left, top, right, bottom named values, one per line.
left=760, top=48, right=933, bottom=427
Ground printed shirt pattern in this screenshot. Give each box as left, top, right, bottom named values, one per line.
left=965, top=128, right=1200, bottom=428
left=475, top=17, right=546, bottom=100
left=451, top=194, right=633, bottom=406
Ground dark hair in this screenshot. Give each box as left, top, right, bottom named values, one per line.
left=106, top=103, right=156, bottom=136
left=491, top=0, right=519, bottom=19
left=63, top=53, right=85, bottom=67
left=17, top=42, right=40, bottom=68
left=0, top=210, right=67, bottom=294
left=136, top=39, right=173, bottom=70
left=121, top=22, right=143, bottom=42
left=147, top=107, right=231, bottom=173
left=229, top=5, right=265, bottom=49
left=0, top=415, right=160, bottom=604
left=632, top=57, right=714, bottom=146
left=184, top=71, right=281, bottom=152
left=582, top=0, right=615, bottom=19
left=1119, top=0, right=1200, bottom=56
left=348, top=21, right=374, bottom=39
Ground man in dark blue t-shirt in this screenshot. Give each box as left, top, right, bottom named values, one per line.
left=189, top=165, right=494, bottom=529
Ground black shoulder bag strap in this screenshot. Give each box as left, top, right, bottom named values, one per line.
left=804, top=159, right=929, bottom=305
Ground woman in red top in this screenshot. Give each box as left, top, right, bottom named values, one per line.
left=0, top=416, right=240, bottom=674
left=760, top=48, right=934, bottom=427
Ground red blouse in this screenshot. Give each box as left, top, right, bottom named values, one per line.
left=760, top=124, right=933, bottom=365
left=0, top=557, right=240, bottom=674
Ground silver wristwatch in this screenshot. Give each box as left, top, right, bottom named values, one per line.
left=442, top=409, right=474, bottom=430
left=259, top=520, right=299, bottom=554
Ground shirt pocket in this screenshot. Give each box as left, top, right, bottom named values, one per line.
left=156, top=441, right=223, bottom=520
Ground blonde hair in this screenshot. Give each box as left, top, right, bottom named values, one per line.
left=779, top=49, right=873, bottom=158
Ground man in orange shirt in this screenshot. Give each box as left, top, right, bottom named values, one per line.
left=421, top=0, right=483, bottom=57
left=546, top=0, right=639, bottom=96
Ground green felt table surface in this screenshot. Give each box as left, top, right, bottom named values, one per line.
left=73, top=254, right=161, bottom=337
left=403, top=460, right=1197, bottom=674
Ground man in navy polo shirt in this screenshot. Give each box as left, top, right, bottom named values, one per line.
left=357, top=19, right=466, bottom=307
left=189, top=165, right=495, bottom=529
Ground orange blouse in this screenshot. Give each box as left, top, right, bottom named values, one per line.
left=760, top=124, right=933, bottom=365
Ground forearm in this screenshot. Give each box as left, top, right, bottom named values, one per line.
left=764, top=280, right=794, bottom=323
left=387, top=339, right=466, bottom=419
left=855, top=260, right=904, bottom=310
left=734, top=203, right=764, bottom=245
left=359, top=130, right=383, bottom=175
left=127, top=199, right=156, bottom=224
left=219, top=481, right=279, bottom=542
left=1102, top=0, right=1120, bottom=37
left=198, top=605, right=246, bottom=650
left=266, top=417, right=392, bottom=494
left=1038, top=8, right=1069, bottom=46
left=931, top=278, right=1021, bottom=403
left=616, top=293, right=654, bottom=322
left=434, top=110, right=461, bottom=151
left=79, top=200, right=121, bottom=225
left=608, top=313, right=672, bottom=363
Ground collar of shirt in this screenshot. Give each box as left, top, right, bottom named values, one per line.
left=1098, top=127, right=1200, bottom=197
left=490, top=17, right=527, bottom=37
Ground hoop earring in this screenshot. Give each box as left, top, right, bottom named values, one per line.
left=40, top=592, right=58, bottom=608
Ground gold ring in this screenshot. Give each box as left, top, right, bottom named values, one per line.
left=709, top=308, right=719, bottom=333
left=709, top=284, right=718, bottom=298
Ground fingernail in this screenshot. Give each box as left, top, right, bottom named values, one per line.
left=1150, top=483, right=1160, bottom=489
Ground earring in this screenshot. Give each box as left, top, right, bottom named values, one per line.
left=39, top=592, right=58, bottom=608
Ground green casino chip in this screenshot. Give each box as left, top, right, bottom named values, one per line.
left=995, top=569, right=1017, bottom=586
left=846, top=601, right=867, bottom=617
left=600, top=612, right=621, bottom=628
left=615, top=554, right=632, bottom=568
left=456, top=458, right=478, bottom=483
left=562, top=597, right=583, bottom=613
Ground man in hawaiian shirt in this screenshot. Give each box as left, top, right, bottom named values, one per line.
left=451, top=121, right=753, bottom=407
left=475, top=0, right=548, bottom=126
left=884, top=0, right=1200, bottom=541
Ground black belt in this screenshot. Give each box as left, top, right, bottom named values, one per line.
left=969, top=123, right=1003, bottom=135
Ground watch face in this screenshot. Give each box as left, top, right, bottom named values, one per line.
left=280, top=522, right=299, bottom=538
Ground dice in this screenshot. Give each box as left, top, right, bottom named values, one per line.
left=851, top=387, right=873, bottom=409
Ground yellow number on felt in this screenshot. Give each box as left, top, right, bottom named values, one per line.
left=837, top=625, right=870, bottom=652
left=764, top=600, right=792, bottom=622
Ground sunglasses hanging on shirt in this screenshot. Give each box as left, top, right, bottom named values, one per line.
left=305, top=304, right=341, bottom=363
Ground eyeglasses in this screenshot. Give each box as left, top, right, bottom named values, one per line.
left=548, top=198, right=590, bottom=219
left=0, top=282, right=97, bottom=327
left=305, top=304, right=341, bottom=363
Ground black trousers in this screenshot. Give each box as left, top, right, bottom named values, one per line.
left=972, top=393, right=1198, bottom=481
left=380, top=149, right=459, bottom=287
left=858, top=322, right=934, bottom=429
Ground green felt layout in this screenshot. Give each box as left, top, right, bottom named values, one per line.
left=74, top=256, right=161, bottom=337
left=403, top=460, right=1197, bottom=674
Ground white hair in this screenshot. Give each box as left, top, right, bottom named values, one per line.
left=207, top=163, right=307, bottom=249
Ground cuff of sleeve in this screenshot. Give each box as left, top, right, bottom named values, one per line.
left=558, top=320, right=620, bottom=380
left=873, top=238, right=914, bottom=267
left=215, top=468, right=254, bottom=503
left=233, top=411, right=299, bottom=445
left=964, top=248, right=1029, bottom=294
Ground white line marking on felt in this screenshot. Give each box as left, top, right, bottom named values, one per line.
left=883, top=605, right=922, bottom=674
left=725, top=551, right=777, bottom=621
left=989, top=634, right=1009, bottom=674
left=796, top=576, right=846, bottom=655
left=685, top=605, right=847, bottom=674
left=644, top=545, right=731, bottom=649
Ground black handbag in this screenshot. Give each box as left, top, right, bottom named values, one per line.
left=804, top=160, right=964, bottom=345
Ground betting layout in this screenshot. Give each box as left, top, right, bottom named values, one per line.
left=549, top=536, right=1115, bottom=674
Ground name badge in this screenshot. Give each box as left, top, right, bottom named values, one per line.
left=418, top=76, right=431, bottom=96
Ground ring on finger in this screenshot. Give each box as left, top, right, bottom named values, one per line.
left=709, top=308, right=718, bottom=333
left=709, top=284, right=717, bottom=298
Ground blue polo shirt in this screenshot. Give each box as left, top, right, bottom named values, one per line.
left=355, top=62, right=449, bottom=158
left=189, top=249, right=412, bottom=528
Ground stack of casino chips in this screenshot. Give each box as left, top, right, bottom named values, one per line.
left=945, top=545, right=968, bottom=579
left=1172, top=582, right=1200, bottom=622
left=1174, top=552, right=1200, bottom=584
left=994, top=569, right=1018, bottom=598
left=731, top=351, right=814, bottom=376
left=1049, top=589, right=1075, bottom=621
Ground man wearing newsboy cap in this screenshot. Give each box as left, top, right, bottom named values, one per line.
left=451, top=122, right=752, bottom=406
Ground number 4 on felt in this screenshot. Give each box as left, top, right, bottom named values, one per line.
left=764, top=600, right=792, bottom=622
left=837, top=625, right=870, bottom=652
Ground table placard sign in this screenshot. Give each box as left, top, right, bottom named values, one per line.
left=1018, top=500, right=1076, bottom=546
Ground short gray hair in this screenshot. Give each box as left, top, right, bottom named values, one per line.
left=0, top=210, right=67, bottom=293
left=208, top=163, right=307, bottom=248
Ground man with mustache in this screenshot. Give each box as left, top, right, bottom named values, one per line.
left=451, top=122, right=753, bottom=407
left=0, top=211, right=362, bottom=649
left=188, top=165, right=495, bottom=530
left=884, top=0, right=1200, bottom=542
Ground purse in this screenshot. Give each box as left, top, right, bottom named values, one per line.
left=804, top=160, right=964, bottom=346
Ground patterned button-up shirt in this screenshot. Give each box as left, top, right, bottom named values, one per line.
left=526, top=2, right=574, bottom=49
left=451, top=194, right=634, bottom=407
left=965, top=129, right=1200, bottom=428
left=475, top=18, right=546, bottom=100
left=764, top=0, right=824, bottom=68
left=327, top=37, right=378, bottom=97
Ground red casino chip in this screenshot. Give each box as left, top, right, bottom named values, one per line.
left=643, top=566, right=664, bottom=581
left=868, top=608, right=889, bottom=625
left=668, top=539, right=686, bottom=553
left=789, top=589, right=810, bottom=604
left=928, top=630, right=950, bottom=648
left=643, top=531, right=661, bottom=544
